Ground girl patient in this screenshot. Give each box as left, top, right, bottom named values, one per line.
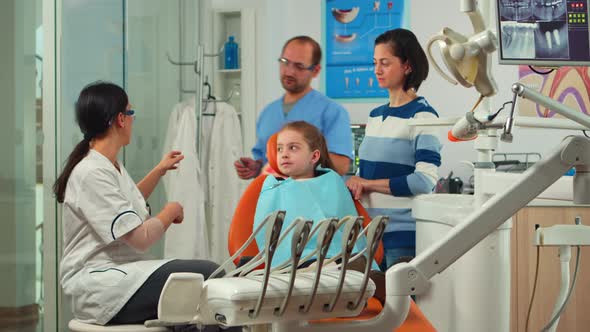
left=252, top=121, right=383, bottom=293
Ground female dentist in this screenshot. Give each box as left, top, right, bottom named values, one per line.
left=54, top=82, right=219, bottom=326
left=345, top=29, right=442, bottom=269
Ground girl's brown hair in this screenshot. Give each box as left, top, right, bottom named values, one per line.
left=279, top=121, right=335, bottom=171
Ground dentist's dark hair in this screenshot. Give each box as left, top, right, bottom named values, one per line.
left=375, top=28, right=429, bottom=92
left=53, top=81, right=128, bottom=203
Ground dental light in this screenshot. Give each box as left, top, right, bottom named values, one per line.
left=425, top=0, right=502, bottom=142
left=426, top=0, right=498, bottom=97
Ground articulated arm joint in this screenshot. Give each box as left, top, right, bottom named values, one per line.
left=386, top=262, right=431, bottom=296
left=560, top=136, right=590, bottom=166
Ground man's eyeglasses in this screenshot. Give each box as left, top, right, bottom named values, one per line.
left=278, top=57, right=316, bottom=71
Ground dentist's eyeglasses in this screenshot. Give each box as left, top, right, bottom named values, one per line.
left=107, top=109, right=136, bottom=126
left=278, top=57, right=317, bottom=71
left=123, top=109, right=136, bottom=118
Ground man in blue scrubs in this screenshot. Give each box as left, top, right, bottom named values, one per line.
left=234, top=36, right=353, bottom=178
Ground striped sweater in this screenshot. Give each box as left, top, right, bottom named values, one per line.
left=359, top=97, right=442, bottom=197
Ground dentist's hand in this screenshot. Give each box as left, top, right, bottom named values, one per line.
left=158, top=202, right=184, bottom=226
left=346, top=176, right=367, bottom=201
left=234, top=157, right=263, bottom=179
left=157, top=150, right=184, bottom=176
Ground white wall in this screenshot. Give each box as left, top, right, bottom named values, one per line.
left=210, top=0, right=582, bottom=183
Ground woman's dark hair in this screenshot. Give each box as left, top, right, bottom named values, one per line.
left=375, top=28, right=429, bottom=92
left=279, top=121, right=335, bottom=171
left=53, top=81, right=128, bottom=203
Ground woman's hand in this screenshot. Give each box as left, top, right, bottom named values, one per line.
left=169, top=202, right=184, bottom=224
left=160, top=202, right=184, bottom=225
left=157, top=151, right=184, bottom=176
left=138, top=151, right=185, bottom=200
left=346, top=176, right=367, bottom=201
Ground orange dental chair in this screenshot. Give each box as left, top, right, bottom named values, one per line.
left=228, top=133, right=435, bottom=332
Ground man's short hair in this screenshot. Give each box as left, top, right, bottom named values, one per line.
left=282, top=36, right=322, bottom=66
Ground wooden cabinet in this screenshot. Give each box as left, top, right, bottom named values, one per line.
left=511, top=206, right=590, bottom=332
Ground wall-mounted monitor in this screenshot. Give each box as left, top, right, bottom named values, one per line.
left=496, top=0, right=590, bottom=66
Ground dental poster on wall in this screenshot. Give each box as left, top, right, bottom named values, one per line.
left=518, top=66, right=590, bottom=118
left=325, top=0, right=409, bottom=99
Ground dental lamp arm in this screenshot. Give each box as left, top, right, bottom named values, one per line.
left=388, top=136, right=590, bottom=299
left=511, top=83, right=590, bottom=129
left=461, top=0, right=486, bottom=32
left=502, top=83, right=590, bottom=143
left=513, top=116, right=590, bottom=130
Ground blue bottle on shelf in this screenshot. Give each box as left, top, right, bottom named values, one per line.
left=224, top=36, right=239, bottom=69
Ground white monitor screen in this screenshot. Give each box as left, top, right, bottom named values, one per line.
left=497, top=0, right=590, bottom=66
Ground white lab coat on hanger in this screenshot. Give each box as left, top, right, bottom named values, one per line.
left=207, top=102, right=245, bottom=264
left=199, top=100, right=216, bottom=202
left=162, top=101, right=209, bottom=259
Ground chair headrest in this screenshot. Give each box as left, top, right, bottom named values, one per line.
left=265, top=132, right=287, bottom=178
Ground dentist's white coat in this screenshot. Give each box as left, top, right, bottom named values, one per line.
left=60, top=150, right=171, bottom=325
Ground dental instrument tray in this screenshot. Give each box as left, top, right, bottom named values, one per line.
left=155, top=269, right=375, bottom=327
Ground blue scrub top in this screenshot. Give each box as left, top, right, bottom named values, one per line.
left=252, top=89, right=354, bottom=163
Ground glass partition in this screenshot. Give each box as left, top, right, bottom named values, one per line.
left=0, top=0, right=45, bottom=331
left=55, top=0, right=199, bottom=329
left=58, top=0, right=125, bottom=328
left=0, top=0, right=200, bottom=330
left=125, top=0, right=200, bottom=257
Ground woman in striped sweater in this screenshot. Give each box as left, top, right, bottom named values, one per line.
left=345, top=28, right=442, bottom=270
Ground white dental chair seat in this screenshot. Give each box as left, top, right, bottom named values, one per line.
left=68, top=319, right=168, bottom=332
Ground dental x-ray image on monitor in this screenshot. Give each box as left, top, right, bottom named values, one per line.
left=500, top=21, right=537, bottom=59
left=500, top=0, right=534, bottom=20
left=534, top=0, right=567, bottom=20
left=534, top=21, right=569, bottom=58
left=497, top=0, right=590, bottom=66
